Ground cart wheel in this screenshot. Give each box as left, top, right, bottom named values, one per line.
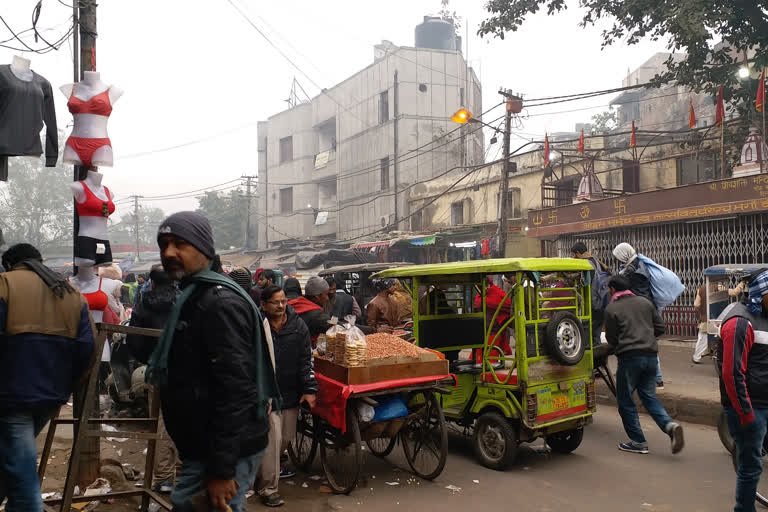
left=473, top=411, right=518, bottom=471
left=718, top=410, right=735, bottom=455
left=401, top=391, right=448, bottom=480
left=288, top=405, right=318, bottom=471
left=320, top=406, right=362, bottom=495
left=546, top=427, right=584, bottom=454
left=366, top=436, right=397, bottom=457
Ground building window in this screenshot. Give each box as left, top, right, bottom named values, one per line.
left=499, top=188, right=522, bottom=219
left=411, top=210, right=423, bottom=231
left=380, top=157, right=390, bottom=190
left=622, top=160, right=640, bottom=193
left=279, top=136, right=293, bottom=163
left=554, top=176, right=579, bottom=206
left=379, top=91, right=389, bottom=124
left=677, top=154, right=719, bottom=186
left=451, top=201, right=464, bottom=226
left=279, top=187, right=293, bottom=213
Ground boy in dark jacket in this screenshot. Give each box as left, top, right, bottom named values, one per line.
left=605, top=275, right=683, bottom=456
left=257, top=285, right=317, bottom=507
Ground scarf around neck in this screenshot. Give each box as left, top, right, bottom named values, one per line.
left=15, top=259, right=75, bottom=298
left=145, top=266, right=281, bottom=418
left=610, top=290, right=636, bottom=303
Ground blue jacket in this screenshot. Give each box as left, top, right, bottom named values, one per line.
left=0, top=269, right=95, bottom=412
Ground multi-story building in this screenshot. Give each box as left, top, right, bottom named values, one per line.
left=256, top=17, right=483, bottom=248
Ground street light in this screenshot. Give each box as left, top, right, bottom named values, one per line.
left=451, top=107, right=472, bottom=124
left=738, top=66, right=750, bottom=79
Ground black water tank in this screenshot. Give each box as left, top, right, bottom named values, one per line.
left=415, top=16, right=456, bottom=51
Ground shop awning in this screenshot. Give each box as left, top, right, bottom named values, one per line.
left=352, top=241, right=392, bottom=249
left=407, top=235, right=436, bottom=246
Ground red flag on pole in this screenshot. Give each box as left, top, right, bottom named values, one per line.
left=629, top=120, right=636, bottom=148
left=757, top=69, right=765, bottom=113
left=688, top=101, right=696, bottom=129
left=544, top=133, right=550, bottom=166
left=715, top=85, right=725, bottom=126
left=578, top=129, right=584, bottom=154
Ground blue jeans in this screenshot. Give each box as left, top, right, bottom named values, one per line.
left=725, top=407, right=768, bottom=512
left=616, top=354, right=673, bottom=445
left=656, top=355, right=663, bottom=384
left=170, top=450, right=264, bottom=512
left=0, top=408, right=57, bottom=512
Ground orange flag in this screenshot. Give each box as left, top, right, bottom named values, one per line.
left=629, top=120, right=636, bottom=148
left=715, top=85, right=725, bottom=126
left=757, top=69, right=765, bottom=113
left=544, top=133, right=550, bottom=166
left=578, top=129, right=585, bottom=154
left=688, top=101, right=696, bottom=129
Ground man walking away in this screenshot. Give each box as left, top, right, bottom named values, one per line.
left=256, top=285, right=317, bottom=507
left=149, top=212, right=280, bottom=512
left=604, top=275, right=683, bottom=455
left=692, top=285, right=710, bottom=363
left=572, top=242, right=609, bottom=348
left=719, top=270, right=768, bottom=512
left=228, top=267, right=253, bottom=293
left=125, top=265, right=180, bottom=494
left=0, top=244, right=95, bottom=512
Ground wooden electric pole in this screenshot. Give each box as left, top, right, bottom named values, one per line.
left=496, top=91, right=514, bottom=258
left=131, top=195, right=143, bottom=261
left=71, top=0, right=101, bottom=488
left=242, top=175, right=257, bottom=249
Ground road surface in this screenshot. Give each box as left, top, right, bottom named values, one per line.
left=261, top=412, right=737, bottom=512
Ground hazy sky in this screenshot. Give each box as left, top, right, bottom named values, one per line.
left=0, top=0, right=670, bottom=224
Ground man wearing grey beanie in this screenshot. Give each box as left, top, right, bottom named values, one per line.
left=147, top=211, right=280, bottom=512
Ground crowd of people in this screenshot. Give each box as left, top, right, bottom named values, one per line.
left=2, top=214, right=767, bottom=511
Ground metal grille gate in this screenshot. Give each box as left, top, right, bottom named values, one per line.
left=550, top=212, right=768, bottom=337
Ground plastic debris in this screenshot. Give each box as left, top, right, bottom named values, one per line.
left=301, top=482, right=309, bottom=488
left=445, top=484, right=462, bottom=494
left=101, top=425, right=128, bottom=442
left=309, top=475, right=323, bottom=481
left=285, top=480, right=296, bottom=486
left=473, top=480, right=479, bottom=484
left=41, top=492, right=62, bottom=500
left=385, top=482, right=399, bottom=486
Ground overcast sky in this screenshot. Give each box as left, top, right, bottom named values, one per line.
left=0, top=0, right=670, bottom=224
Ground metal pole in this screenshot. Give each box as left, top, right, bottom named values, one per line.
left=721, top=120, right=726, bottom=178
left=393, top=70, right=399, bottom=230
left=497, top=93, right=513, bottom=258
left=763, top=68, right=766, bottom=174
left=243, top=175, right=256, bottom=249
left=133, top=195, right=141, bottom=261
left=264, top=145, right=269, bottom=247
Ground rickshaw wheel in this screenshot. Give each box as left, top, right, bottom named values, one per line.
left=544, top=311, right=586, bottom=366
left=473, top=412, right=518, bottom=471
left=366, top=436, right=397, bottom=457
left=401, top=391, right=448, bottom=480
left=546, top=427, right=584, bottom=454
left=288, top=405, right=318, bottom=471
left=718, top=410, right=735, bottom=454
left=320, top=405, right=362, bottom=495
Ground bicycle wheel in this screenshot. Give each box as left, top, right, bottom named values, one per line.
left=401, top=391, right=448, bottom=480
left=288, top=405, right=318, bottom=471
left=320, top=407, right=362, bottom=494
left=718, top=410, right=735, bottom=454
left=366, top=436, right=397, bottom=457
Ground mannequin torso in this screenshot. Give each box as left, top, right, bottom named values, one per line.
left=61, top=71, right=123, bottom=167
left=71, top=170, right=115, bottom=240
left=70, top=268, right=121, bottom=361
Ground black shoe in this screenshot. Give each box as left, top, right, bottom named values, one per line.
left=667, top=422, right=684, bottom=454
left=656, top=381, right=664, bottom=390
left=260, top=494, right=285, bottom=507
left=618, top=441, right=649, bottom=454
left=279, top=467, right=296, bottom=479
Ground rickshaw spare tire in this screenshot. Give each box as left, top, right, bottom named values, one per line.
left=543, top=311, right=586, bottom=366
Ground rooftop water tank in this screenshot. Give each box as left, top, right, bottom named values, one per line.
left=415, top=16, right=456, bottom=51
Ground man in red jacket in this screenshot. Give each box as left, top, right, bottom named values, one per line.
left=473, top=276, right=512, bottom=361
left=288, top=276, right=331, bottom=344
left=720, top=269, right=768, bottom=511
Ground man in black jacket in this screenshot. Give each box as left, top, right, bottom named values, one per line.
left=152, top=211, right=278, bottom=512
left=256, top=285, right=317, bottom=507
left=605, top=275, right=683, bottom=456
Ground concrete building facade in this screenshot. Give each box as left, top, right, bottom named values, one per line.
left=257, top=37, right=483, bottom=248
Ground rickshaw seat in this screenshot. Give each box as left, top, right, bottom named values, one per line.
left=482, top=369, right=517, bottom=385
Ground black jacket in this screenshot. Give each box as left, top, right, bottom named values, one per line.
left=160, top=284, right=270, bottom=479
left=329, top=291, right=355, bottom=320
left=605, top=294, right=665, bottom=357
left=269, top=306, right=318, bottom=410
left=620, top=258, right=654, bottom=305
left=126, top=283, right=178, bottom=364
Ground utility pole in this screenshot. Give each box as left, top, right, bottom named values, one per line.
left=496, top=91, right=515, bottom=258
left=71, top=0, right=101, bottom=490
left=242, top=175, right=257, bottom=249
left=393, top=70, right=399, bottom=230
left=132, top=195, right=143, bottom=261
left=264, top=145, right=269, bottom=247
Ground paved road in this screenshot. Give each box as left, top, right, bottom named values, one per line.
left=254, top=412, right=738, bottom=512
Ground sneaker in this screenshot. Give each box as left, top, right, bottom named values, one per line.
left=656, top=381, right=664, bottom=390
left=618, top=441, right=649, bottom=454
left=260, top=494, right=285, bottom=507
left=152, top=481, right=173, bottom=494
left=692, top=358, right=702, bottom=364
left=279, top=467, right=296, bottom=479
left=667, top=422, right=685, bottom=454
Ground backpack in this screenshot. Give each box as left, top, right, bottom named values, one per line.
left=637, top=254, right=685, bottom=310
left=588, top=258, right=611, bottom=310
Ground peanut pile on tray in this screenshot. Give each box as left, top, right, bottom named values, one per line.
left=365, top=333, right=425, bottom=360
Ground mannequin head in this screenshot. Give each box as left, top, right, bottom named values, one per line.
left=10, top=56, right=30, bottom=72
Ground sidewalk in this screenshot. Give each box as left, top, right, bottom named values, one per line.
left=595, top=339, right=721, bottom=427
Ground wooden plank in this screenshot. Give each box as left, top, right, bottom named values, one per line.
left=315, top=357, right=449, bottom=385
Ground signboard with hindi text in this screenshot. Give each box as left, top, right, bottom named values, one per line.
left=527, top=174, right=768, bottom=237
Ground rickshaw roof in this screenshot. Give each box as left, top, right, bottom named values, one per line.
left=704, top=264, right=768, bottom=276
left=317, top=262, right=413, bottom=276
left=372, top=257, right=592, bottom=278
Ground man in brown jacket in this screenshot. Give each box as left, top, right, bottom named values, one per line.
left=0, top=243, right=96, bottom=512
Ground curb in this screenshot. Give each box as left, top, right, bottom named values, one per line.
left=595, top=384, right=720, bottom=428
